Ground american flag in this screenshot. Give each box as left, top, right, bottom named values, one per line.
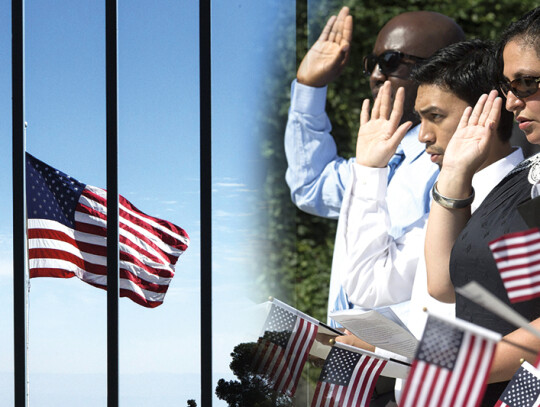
left=252, top=299, right=318, bottom=396
left=26, top=152, right=189, bottom=308
left=495, top=362, right=540, bottom=407
left=311, top=342, right=387, bottom=407
left=400, top=314, right=499, bottom=407
left=489, top=228, right=540, bottom=303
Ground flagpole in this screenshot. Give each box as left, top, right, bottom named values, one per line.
left=12, top=0, right=28, bottom=405
left=295, top=3, right=309, bottom=402
left=199, top=0, right=213, bottom=404
left=24, top=123, right=30, bottom=407
left=106, top=0, right=119, bottom=406
left=456, top=282, right=540, bottom=340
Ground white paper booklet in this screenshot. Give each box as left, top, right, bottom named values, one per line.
left=330, top=307, right=419, bottom=359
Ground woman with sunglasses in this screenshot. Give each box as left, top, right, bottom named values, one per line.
left=424, top=7, right=540, bottom=405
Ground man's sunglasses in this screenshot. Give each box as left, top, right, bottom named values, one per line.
left=363, top=50, right=425, bottom=77
left=499, top=76, right=540, bottom=99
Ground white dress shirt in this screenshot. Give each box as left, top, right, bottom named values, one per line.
left=284, top=80, right=438, bottom=236
left=333, top=147, right=524, bottom=402
left=284, top=80, right=440, bottom=325
left=331, top=147, right=524, bottom=324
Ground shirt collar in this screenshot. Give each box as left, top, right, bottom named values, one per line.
left=471, top=147, right=524, bottom=211
left=400, top=124, right=426, bottom=163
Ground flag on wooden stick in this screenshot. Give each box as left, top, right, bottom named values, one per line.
left=400, top=313, right=500, bottom=407
left=311, top=342, right=387, bottom=407
left=26, top=152, right=189, bottom=308
left=252, top=299, right=318, bottom=396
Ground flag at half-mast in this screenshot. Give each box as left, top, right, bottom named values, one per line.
left=252, top=299, right=318, bottom=397
left=26, top=152, right=189, bottom=308
left=400, top=313, right=500, bottom=407
left=489, top=227, right=540, bottom=303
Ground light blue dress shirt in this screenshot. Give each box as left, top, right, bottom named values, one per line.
left=284, top=80, right=439, bottom=323
left=285, top=80, right=438, bottom=238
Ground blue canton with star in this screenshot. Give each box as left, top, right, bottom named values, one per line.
left=500, top=365, right=540, bottom=407
left=320, top=347, right=361, bottom=386
left=26, top=153, right=86, bottom=228
left=261, top=303, right=297, bottom=348
left=417, top=316, right=463, bottom=370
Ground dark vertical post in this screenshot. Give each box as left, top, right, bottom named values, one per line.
left=106, top=0, right=119, bottom=406
left=199, top=0, right=212, bottom=405
left=296, top=0, right=307, bottom=68
left=12, top=0, right=27, bottom=406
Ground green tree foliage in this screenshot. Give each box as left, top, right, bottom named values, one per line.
left=258, top=0, right=538, bottom=326
left=215, top=343, right=294, bottom=407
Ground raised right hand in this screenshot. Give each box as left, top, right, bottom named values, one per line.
left=296, top=6, right=353, bottom=88
left=355, top=81, right=412, bottom=168
left=440, top=90, right=502, bottom=182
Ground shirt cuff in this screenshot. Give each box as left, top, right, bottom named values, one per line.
left=350, top=163, right=389, bottom=201
left=290, top=80, right=327, bottom=115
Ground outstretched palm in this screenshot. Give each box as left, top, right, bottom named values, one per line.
left=442, top=91, right=502, bottom=177
left=355, top=81, right=412, bottom=168
left=297, top=7, right=353, bottom=87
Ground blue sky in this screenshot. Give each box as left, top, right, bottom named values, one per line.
left=0, top=1, right=296, bottom=405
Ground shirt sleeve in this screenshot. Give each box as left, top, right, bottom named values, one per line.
left=284, top=80, right=355, bottom=219
left=333, top=163, right=427, bottom=308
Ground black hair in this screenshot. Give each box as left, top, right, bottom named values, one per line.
left=498, top=7, right=540, bottom=60
left=411, top=39, right=513, bottom=142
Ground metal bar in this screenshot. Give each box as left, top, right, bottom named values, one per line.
left=106, top=0, right=119, bottom=406
left=12, top=0, right=27, bottom=405
left=296, top=0, right=307, bottom=69
left=199, top=0, right=212, bottom=405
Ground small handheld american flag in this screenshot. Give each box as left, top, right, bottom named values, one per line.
left=251, top=299, right=318, bottom=396
left=495, top=361, right=540, bottom=407
left=311, top=342, right=387, bottom=407
left=400, top=313, right=500, bottom=407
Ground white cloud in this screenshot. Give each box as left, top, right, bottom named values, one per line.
left=214, top=182, right=246, bottom=188
left=213, top=209, right=253, bottom=218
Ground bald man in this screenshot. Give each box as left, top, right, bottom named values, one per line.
left=284, top=8, right=465, bottom=325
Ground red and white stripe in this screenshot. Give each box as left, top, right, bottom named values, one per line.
left=311, top=353, right=386, bottom=407
left=252, top=316, right=318, bottom=397
left=400, top=332, right=496, bottom=407
left=28, top=185, right=189, bottom=308
left=489, top=228, right=540, bottom=303
left=273, top=317, right=318, bottom=395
